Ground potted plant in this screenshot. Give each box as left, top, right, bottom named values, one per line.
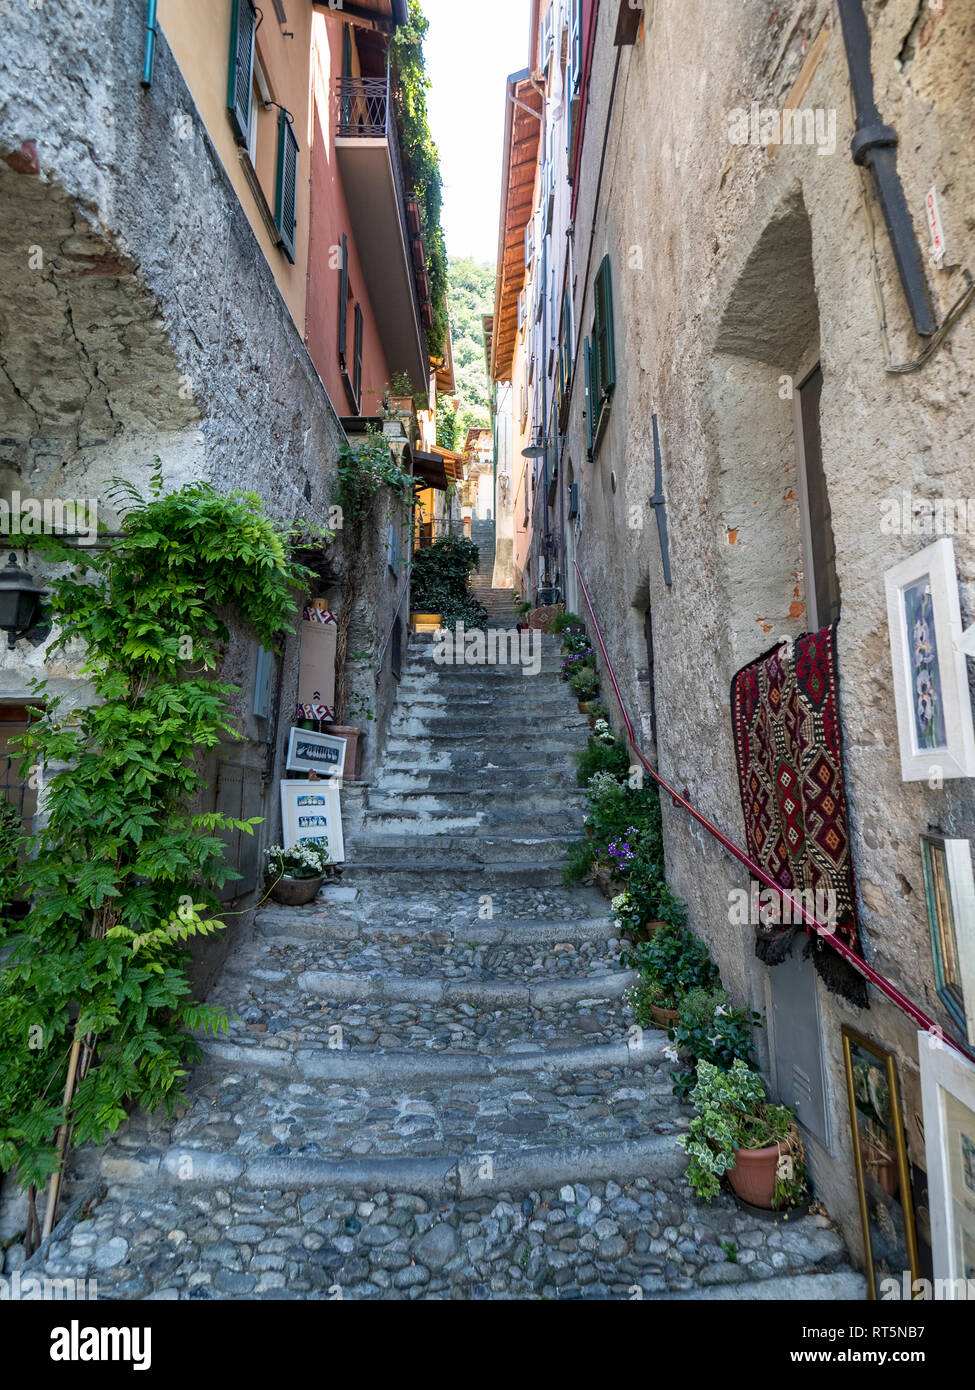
left=568, top=663, right=599, bottom=708
left=266, top=841, right=331, bottom=906
left=677, top=1058, right=806, bottom=1210
left=621, top=920, right=717, bottom=1026
left=667, top=986, right=762, bottom=1095
left=324, top=689, right=372, bottom=781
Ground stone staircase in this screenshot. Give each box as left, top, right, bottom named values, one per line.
left=469, top=516, right=518, bottom=627
left=13, top=625, right=864, bottom=1300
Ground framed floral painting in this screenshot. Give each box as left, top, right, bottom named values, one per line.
left=884, top=538, right=975, bottom=781
left=918, top=1031, right=975, bottom=1286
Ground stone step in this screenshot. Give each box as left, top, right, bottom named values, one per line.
left=375, top=766, right=584, bottom=791
left=99, top=1133, right=690, bottom=1199
left=355, top=811, right=576, bottom=836
left=365, top=784, right=585, bottom=810
left=197, top=1035, right=667, bottom=1085
left=388, top=691, right=578, bottom=713
left=252, top=910, right=614, bottom=947
left=384, top=734, right=585, bottom=758
left=388, top=710, right=587, bottom=734
left=292, top=966, right=638, bottom=1007
left=641, top=1270, right=868, bottom=1301
left=343, top=833, right=571, bottom=865
left=339, top=862, right=574, bottom=889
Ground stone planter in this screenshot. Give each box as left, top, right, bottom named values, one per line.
left=324, top=724, right=364, bottom=781
left=411, top=612, right=442, bottom=634
left=270, top=874, right=324, bottom=906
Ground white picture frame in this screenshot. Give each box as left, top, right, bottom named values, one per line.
left=918, top=1030, right=975, bottom=1287
left=280, top=779, right=344, bottom=863
left=285, top=727, right=346, bottom=778
left=884, top=538, right=975, bottom=781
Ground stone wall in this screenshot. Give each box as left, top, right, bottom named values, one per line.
left=0, top=0, right=351, bottom=989
left=567, top=0, right=975, bottom=1265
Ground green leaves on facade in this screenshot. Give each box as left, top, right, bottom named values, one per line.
left=0, top=480, right=312, bottom=1191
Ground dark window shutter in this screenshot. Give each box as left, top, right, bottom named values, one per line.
left=593, top=255, right=616, bottom=398
left=338, top=234, right=349, bottom=366
left=274, top=110, right=299, bottom=263
left=227, top=0, right=256, bottom=145
left=584, top=336, right=596, bottom=453
left=352, top=303, right=364, bottom=412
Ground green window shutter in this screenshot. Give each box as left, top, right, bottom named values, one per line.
left=593, top=255, right=616, bottom=399
left=341, top=23, right=353, bottom=125
left=227, top=0, right=256, bottom=145
left=338, top=234, right=349, bottom=366
left=274, top=110, right=299, bottom=263
left=584, top=337, right=596, bottom=453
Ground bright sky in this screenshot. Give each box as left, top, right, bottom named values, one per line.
left=421, top=0, right=532, bottom=266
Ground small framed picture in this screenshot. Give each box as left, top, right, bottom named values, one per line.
left=918, top=1030, right=975, bottom=1285
left=884, top=538, right=975, bottom=781
left=921, top=835, right=975, bottom=1045
left=842, top=1028, right=919, bottom=1299
left=280, top=779, right=344, bottom=863
left=285, top=726, right=346, bottom=778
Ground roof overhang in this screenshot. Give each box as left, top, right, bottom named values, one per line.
left=490, top=69, right=542, bottom=382
left=312, top=0, right=407, bottom=32
left=430, top=445, right=465, bottom=481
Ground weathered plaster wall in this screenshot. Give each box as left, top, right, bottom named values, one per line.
left=568, top=0, right=975, bottom=1265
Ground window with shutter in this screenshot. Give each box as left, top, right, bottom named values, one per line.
left=338, top=234, right=349, bottom=367
left=227, top=0, right=257, bottom=145
left=584, top=337, right=596, bottom=455
left=352, top=303, right=364, bottom=413
left=593, top=254, right=616, bottom=399
left=274, top=109, right=299, bottom=263
left=567, top=0, right=583, bottom=160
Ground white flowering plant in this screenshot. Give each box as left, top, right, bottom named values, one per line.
left=592, top=718, right=616, bottom=746
left=265, top=841, right=330, bottom=880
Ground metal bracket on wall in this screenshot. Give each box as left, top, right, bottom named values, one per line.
left=649, top=413, right=672, bottom=587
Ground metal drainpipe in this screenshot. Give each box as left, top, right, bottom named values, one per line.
left=836, top=0, right=936, bottom=338
left=141, top=0, right=158, bottom=87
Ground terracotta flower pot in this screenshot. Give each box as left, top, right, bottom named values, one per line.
left=728, top=1127, right=799, bottom=1210
left=650, top=1002, right=680, bottom=1028
left=270, top=874, right=324, bottom=907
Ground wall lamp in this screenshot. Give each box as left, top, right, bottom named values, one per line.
left=0, top=554, right=47, bottom=648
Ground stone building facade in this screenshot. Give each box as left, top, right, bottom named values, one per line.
left=0, top=0, right=423, bottom=987
left=499, top=0, right=975, bottom=1283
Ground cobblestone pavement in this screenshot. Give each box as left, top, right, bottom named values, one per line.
left=4, top=635, right=865, bottom=1299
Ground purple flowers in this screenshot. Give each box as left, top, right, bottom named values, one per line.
left=606, top=826, right=640, bottom=866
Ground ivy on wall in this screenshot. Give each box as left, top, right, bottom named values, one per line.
left=0, top=477, right=313, bottom=1194
left=391, top=0, right=449, bottom=359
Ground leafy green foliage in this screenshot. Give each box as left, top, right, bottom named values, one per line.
left=0, top=479, right=308, bottom=1191
left=548, top=611, right=585, bottom=636
left=436, top=394, right=459, bottom=451
left=335, top=434, right=414, bottom=529
left=0, top=799, right=24, bottom=933
left=573, top=737, right=630, bottom=786
left=677, top=1059, right=805, bottom=1206
left=411, top=534, right=487, bottom=628
left=391, top=2, right=449, bottom=358
left=447, top=257, right=495, bottom=433
left=568, top=666, right=599, bottom=699
left=668, top=987, right=762, bottom=1096
left=621, top=922, right=719, bottom=1010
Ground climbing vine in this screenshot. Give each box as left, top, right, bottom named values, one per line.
left=391, top=0, right=449, bottom=359
left=0, top=477, right=312, bottom=1196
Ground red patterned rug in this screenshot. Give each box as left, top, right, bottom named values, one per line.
left=731, top=624, right=868, bottom=1007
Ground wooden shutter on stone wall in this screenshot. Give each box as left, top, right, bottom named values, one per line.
left=274, top=109, right=299, bottom=264
left=227, top=0, right=256, bottom=145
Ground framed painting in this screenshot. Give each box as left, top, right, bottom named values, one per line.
left=884, top=538, right=975, bottom=781
left=918, top=1031, right=975, bottom=1288
left=280, top=779, right=344, bottom=863
left=842, top=1028, right=919, bottom=1299
left=285, top=727, right=346, bottom=779
left=921, top=835, right=975, bottom=1044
